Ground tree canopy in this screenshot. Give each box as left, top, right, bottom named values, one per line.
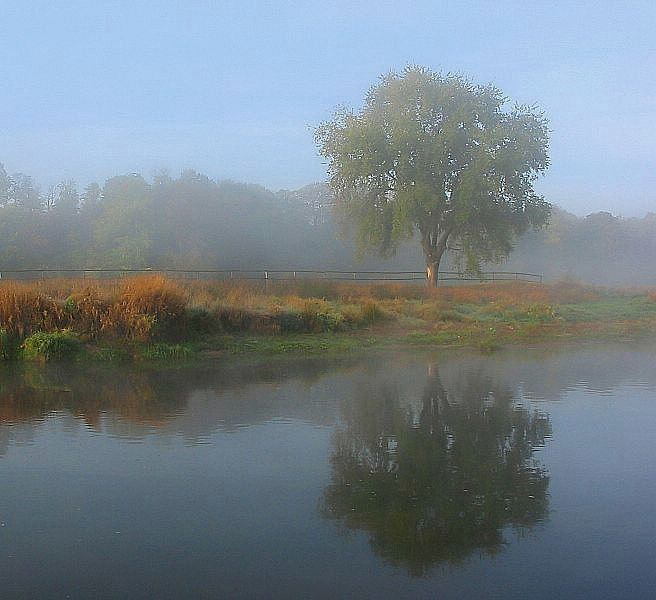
left=315, top=66, right=552, bottom=284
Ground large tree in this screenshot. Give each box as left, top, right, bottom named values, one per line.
left=315, top=66, right=551, bottom=285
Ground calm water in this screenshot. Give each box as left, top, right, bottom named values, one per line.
left=1, top=343, right=656, bottom=599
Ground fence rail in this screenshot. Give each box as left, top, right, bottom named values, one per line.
left=0, top=268, right=543, bottom=284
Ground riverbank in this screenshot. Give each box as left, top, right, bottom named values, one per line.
left=1, top=276, right=655, bottom=362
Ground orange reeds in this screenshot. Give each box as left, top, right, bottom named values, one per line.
left=0, top=283, right=65, bottom=339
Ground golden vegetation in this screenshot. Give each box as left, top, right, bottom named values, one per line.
left=0, top=277, right=654, bottom=360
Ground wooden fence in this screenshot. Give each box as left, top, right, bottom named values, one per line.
left=0, top=268, right=543, bottom=284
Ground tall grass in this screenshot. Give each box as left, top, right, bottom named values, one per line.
left=0, top=284, right=64, bottom=339
left=0, top=276, right=640, bottom=358
left=0, top=276, right=187, bottom=345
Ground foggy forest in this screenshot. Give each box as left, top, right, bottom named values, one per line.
left=1, top=164, right=654, bottom=285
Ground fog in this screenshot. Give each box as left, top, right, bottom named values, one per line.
left=1, top=3, right=655, bottom=284
left=0, top=167, right=654, bottom=285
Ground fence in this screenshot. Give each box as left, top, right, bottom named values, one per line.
left=0, top=268, right=543, bottom=284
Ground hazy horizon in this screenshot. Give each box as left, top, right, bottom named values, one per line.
left=1, top=1, right=654, bottom=217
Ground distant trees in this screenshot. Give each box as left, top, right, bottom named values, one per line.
left=0, top=160, right=654, bottom=285
left=0, top=164, right=10, bottom=205
left=316, top=66, right=552, bottom=285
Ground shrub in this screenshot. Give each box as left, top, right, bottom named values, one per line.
left=301, top=301, right=342, bottom=332
left=0, top=284, right=64, bottom=339
left=63, top=287, right=109, bottom=339
left=185, top=307, right=219, bottom=334
left=23, top=331, right=81, bottom=361
left=277, top=311, right=307, bottom=333
left=112, top=276, right=187, bottom=340
left=215, top=306, right=255, bottom=331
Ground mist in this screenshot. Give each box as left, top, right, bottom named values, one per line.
left=0, top=165, right=653, bottom=285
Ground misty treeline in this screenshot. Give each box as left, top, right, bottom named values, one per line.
left=0, top=163, right=654, bottom=285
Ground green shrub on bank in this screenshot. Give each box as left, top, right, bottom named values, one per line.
left=22, top=331, right=81, bottom=361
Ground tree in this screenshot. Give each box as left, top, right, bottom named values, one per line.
left=81, top=182, right=102, bottom=210
left=94, top=174, right=154, bottom=267
left=321, top=366, right=550, bottom=574
left=10, top=173, right=41, bottom=210
left=315, top=66, right=551, bottom=285
left=0, top=163, right=10, bottom=206
left=55, top=179, right=80, bottom=214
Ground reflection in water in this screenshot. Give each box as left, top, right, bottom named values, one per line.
left=0, top=358, right=355, bottom=429
left=321, top=365, right=551, bottom=575
left=2, top=344, right=656, bottom=598
left=0, top=365, right=185, bottom=428
left=0, top=358, right=359, bottom=453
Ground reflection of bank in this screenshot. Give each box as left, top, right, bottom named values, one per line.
left=321, top=363, right=551, bottom=576
left=0, top=356, right=358, bottom=451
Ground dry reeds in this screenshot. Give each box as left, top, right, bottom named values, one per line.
left=0, top=276, right=188, bottom=343
left=0, top=283, right=65, bottom=339
left=0, top=276, right=623, bottom=350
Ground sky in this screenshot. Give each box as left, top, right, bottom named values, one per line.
left=0, top=0, right=654, bottom=217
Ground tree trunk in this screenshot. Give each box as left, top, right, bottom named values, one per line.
left=426, top=255, right=441, bottom=287
left=421, top=225, right=451, bottom=287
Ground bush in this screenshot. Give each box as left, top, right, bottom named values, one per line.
left=301, top=301, right=343, bottom=332
left=63, top=287, right=109, bottom=339
left=23, top=331, right=81, bottom=361
left=112, top=276, right=187, bottom=340
left=277, top=311, right=307, bottom=333
left=185, top=307, right=219, bottom=334
left=0, top=284, right=64, bottom=339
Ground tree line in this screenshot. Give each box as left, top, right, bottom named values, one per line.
left=0, top=165, right=363, bottom=271
left=1, top=163, right=654, bottom=285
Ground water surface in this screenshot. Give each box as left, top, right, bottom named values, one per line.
left=1, top=343, right=655, bottom=598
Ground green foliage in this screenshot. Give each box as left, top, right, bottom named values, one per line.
left=94, top=175, right=154, bottom=267
left=300, top=301, right=343, bottom=332
left=316, top=66, right=551, bottom=282
left=0, top=328, right=16, bottom=360
left=22, top=331, right=81, bottom=361
left=277, top=311, right=307, bottom=333
left=139, top=343, right=194, bottom=361
left=185, top=307, right=219, bottom=335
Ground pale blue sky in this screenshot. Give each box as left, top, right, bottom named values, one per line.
left=1, top=0, right=654, bottom=216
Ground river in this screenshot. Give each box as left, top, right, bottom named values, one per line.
left=1, top=342, right=655, bottom=598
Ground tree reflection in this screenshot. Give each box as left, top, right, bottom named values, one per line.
left=321, top=365, right=551, bottom=575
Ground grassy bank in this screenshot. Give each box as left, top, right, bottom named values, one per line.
left=1, top=276, right=655, bottom=362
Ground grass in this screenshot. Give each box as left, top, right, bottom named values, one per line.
left=22, top=331, right=81, bottom=361
left=1, top=276, right=655, bottom=361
